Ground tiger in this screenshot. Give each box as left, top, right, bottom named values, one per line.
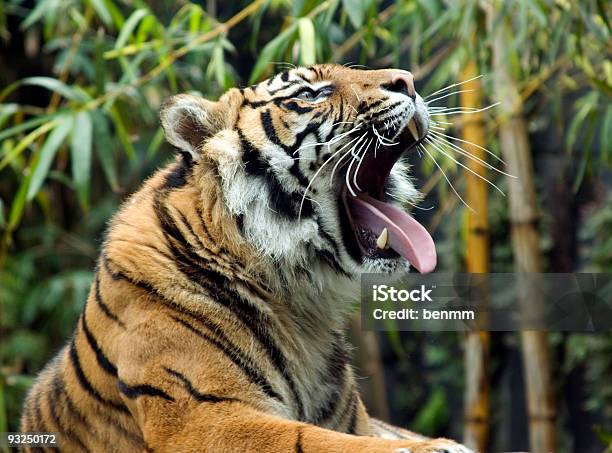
left=20, top=64, right=471, bottom=453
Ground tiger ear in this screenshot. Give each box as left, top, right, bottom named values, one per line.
left=160, top=93, right=230, bottom=159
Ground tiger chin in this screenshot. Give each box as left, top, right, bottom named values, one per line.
left=20, top=64, right=471, bottom=453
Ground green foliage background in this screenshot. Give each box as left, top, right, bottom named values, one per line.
left=0, top=0, right=610, bottom=451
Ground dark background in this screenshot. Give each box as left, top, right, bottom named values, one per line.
left=0, top=1, right=610, bottom=452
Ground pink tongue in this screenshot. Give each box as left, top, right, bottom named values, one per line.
left=345, top=193, right=437, bottom=273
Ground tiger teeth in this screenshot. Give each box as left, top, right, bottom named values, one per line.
left=376, top=228, right=389, bottom=249
left=407, top=119, right=419, bottom=142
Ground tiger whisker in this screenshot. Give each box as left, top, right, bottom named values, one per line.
left=428, top=102, right=500, bottom=116
left=272, top=61, right=297, bottom=70
left=428, top=105, right=487, bottom=111
left=270, top=157, right=317, bottom=167
left=350, top=84, right=361, bottom=103
left=346, top=63, right=372, bottom=70
left=426, top=89, right=476, bottom=105
left=386, top=190, right=435, bottom=211
left=424, top=74, right=484, bottom=100
left=428, top=129, right=508, bottom=166
left=427, top=132, right=515, bottom=179
left=345, top=148, right=361, bottom=197
left=293, top=126, right=359, bottom=155
left=430, top=120, right=454, bottom=126
left=374, top=136, right=381, bottom=158
left=429, top=107, right=478, bottom=113
left=424, top=137, right=505, bottom=196
left=419, top=143, right=474, bottom=213
left=353, top=137, right=374, bottom=192
left=372, top=125, right=398, bottom=146
left=329, top=133, right=367, bottom=185
left=345, top=135, right=372, bottom=196
left=376, top=103, right=399, bottom=117
left=297, top=132, right=363, bottom=220
left=427, top=107, right=475, bottom=112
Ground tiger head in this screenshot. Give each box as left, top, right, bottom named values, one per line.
left=160, top=64, right=435, bottom=283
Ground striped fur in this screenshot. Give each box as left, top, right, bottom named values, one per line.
left=21, top=65, right=471, bottom=453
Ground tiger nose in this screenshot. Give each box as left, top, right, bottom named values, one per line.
left=388, top=72, right=416, bottom=99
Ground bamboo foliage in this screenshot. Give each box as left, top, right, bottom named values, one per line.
left=1, top=0, right=610, bottom=444
left=488, top=2, right=556, bottom=451
left=461, top=60, right=491, bottom=453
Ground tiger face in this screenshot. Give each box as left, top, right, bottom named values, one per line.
left=160, top=64, right=436, bottom=281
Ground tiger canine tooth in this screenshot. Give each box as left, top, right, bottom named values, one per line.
left=376, top=228, right=389, bottom=249
left=407, top=119, right=419, bottom=141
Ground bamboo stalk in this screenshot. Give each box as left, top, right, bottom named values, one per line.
left=460, top=60, right=490, bottom=453
left=350, top=314, right=390, bottom=421
left=488, top=3, right=556, bottom=452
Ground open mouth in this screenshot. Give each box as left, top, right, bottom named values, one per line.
left=339, top=118, right=437, bottom=274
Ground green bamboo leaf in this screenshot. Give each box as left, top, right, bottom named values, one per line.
left=207, top=41, right=226, bottom=88
left=114, top=8, right=149, bottom=50
left=137, top=15, right=157, bottom=43
left=109, top=107, right=136, bottom=161
left=0, top=119, right=58, bottom=171
left=27, top=115, right=74, bottom=201
left=104, top=40, right=160, bottom=59
left=8, top=169, right=30, bottom=231
left=412, top=389, right=449, bottom=435
left=86, top=0, right=112, bottom=26
left=573, top=145, right=591, bottom=193
left=601, top=104, right=612, bottom=165
left=342, top=0, right=364, bottom=29
left=103, top=0, right=125, bottom=28
left=168, top=3, right=193, bottom=29
left=0, top=104, right=18, bottom=130
left=526, top=0, right=547, bottom=26
left=188, top=5, right=202, bottom=34
left=70, top=111, right=93, bottom=209
left=383, top=323, right=405, bottom=357
left=93, top=36, right=106, bottom=94
left=162, top=55, right=178, bottom=92
left=249, top=23, right=298, bottom=84
left=322, top=0, right=340, bottom=28
left=48, top=170, right=75, bottom=189
left=298, top=17, right=316, bottom=66
left=92, top=110, right=119, bottom=191
left=146, top=127, right=165, bottom=160
left=596, top=0, right=611, bottom=34
left=0, top=103, right=18, bottom=115
left=21, top=0, right=52, bottom=29
left=67, top=8, right=87, bottom=32
left=421, top=8, right=453, bottom=42
left=0, top=77, right=83, bottom=104
left=567, top=93, right=596, bottom=151
left=292, top=0, right=308, bottom=17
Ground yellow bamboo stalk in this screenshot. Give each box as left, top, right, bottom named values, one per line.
left=488, top=3, right=556, bottom=452
left=460, top=60, right=490, bottom=453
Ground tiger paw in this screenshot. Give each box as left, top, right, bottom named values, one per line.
left=393, top=438, right=474, bottom=453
